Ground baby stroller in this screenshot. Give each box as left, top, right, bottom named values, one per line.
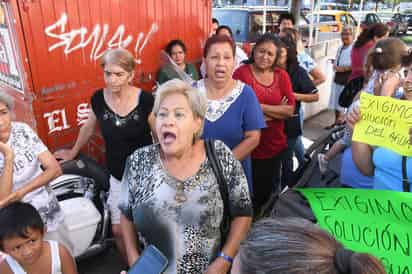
left=293, top=124, right=346, bottom=188
left=264, top=125, right=346, bottom=219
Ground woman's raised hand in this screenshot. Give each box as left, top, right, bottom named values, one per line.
left=409, top=128, right=412, bottom=145
left=346, top=105, right=361, bottom=132
left=0, top=142, right=14, bottom=160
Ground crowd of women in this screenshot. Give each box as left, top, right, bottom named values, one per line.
left=0, top=12, right=409, bottom=274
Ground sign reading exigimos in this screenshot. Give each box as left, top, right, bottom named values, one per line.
left=352, top=92, right=412, bottom=156
left=298, top=188, right=412, bottom=273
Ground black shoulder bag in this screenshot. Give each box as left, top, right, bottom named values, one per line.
left=205, top=140, right=231, bottom=248
left=334, top=47, right=351, bottom=86
left=403, top=156, right=409, bottom=192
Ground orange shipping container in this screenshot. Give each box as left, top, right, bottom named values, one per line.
left=0, top=0, right=211, bottom=162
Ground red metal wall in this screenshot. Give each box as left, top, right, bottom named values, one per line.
left=5, top=0, right=211, bottom=162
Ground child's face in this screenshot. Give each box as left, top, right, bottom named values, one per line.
left=2, top=227, right=44, bottom=267
left=404, top=65, right=412, bottom=101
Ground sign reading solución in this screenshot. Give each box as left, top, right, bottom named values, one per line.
left=298, top=188, right=412, bottom=274
left=352, top=92, right=412, bottom=157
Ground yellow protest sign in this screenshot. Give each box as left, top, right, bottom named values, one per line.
left=352, top=92, right=412, bottom=157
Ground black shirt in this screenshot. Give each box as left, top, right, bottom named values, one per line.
left=284, top=66, right=318, bottom=138
left=91, top=89, right=154, bottom=179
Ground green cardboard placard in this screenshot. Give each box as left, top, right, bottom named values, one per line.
left=297, top=188, right=412, bottom=273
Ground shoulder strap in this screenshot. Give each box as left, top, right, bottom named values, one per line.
left=336, top=46, right=344, bottom=66
left=49, top=241, right=62, bottom=274
left=403, top=156, right=409, bottom=192
left=205, top=140, right=230, bottom=217
left=5, top=255, right=27, bottom=274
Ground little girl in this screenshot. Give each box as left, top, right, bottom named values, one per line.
left=0, top=202, right=77, bottom=274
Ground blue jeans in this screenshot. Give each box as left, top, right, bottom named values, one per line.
left=293, top=135, right=305, bottom=166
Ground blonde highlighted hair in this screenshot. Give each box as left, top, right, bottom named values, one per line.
left=153, top=79, right=207, bottom=138
left=100, top=48, right=136, bottom=73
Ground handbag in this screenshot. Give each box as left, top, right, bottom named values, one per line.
left=333, top=47, right=351, bottom=86
left=338, top=76, right=364, bottom=108
left=334, top=71, right=351, bottom=86
left=403, top=156, right=409, bottom=192
left=205, top=140, right=231, bottom=248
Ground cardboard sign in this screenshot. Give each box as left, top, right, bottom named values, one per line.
left=352, top=92, right=412, bottom=157
left=298, top=188, right=412, bottom=273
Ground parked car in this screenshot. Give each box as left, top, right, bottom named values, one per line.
left=390, top=13, right=409, bottom=35
left=359, top=13, right=382, bottom=29
left=305, top=11, right=357, bottom=33
left=378, top=13, right=407, bottom=35
left=213, top=7, right=308, bottom=42
left=404, top=14, right=412, bottom=29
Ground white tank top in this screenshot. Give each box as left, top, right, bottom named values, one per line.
left=5, top=240, right=62, bottom=274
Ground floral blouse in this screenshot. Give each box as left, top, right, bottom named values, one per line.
left=120, top=140, right=252, bottom=274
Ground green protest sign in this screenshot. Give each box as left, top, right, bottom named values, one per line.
left=298, top=188, right=412, bottom=273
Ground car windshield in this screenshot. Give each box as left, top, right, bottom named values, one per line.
left=378, top=14, right=391, bottom=21
left=306, top=14, right=336, bottom=23
left=213, top=9, right=249, bottom=42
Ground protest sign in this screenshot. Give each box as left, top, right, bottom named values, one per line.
left=352, top=92, right=412, bottom=157
left=298, top=188, right=412, bottom=273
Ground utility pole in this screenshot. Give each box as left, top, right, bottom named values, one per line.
left=291, top=0, right=301, bottom=23
left=263, top=0, right=267, bottom=33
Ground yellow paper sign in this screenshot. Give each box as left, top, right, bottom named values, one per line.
left=352, top=92, right=412, bottom=156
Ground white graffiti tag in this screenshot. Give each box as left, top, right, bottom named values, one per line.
left=45, top=13, right=158, bottom=63
left=43, top=108, right=71, bottom=134
left=77, top=103, right=90, bottom=126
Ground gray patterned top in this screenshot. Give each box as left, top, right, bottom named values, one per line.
left=120, top=140, right=252, bottom=274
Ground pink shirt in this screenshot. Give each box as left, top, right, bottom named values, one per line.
left=349, top=40, right=374, bottom=80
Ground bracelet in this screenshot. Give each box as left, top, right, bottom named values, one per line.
left=217, top=251, right=233, bottom=264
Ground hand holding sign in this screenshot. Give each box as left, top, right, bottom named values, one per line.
left=352, top=92, right=412, bottom=157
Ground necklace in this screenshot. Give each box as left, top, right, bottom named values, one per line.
left=159, top=156, right=188, bottom=203
left=159, top=153, right=204, bottom=203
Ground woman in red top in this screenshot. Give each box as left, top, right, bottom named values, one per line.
left=233, top=33, right=295, bottom=215
left=350, top=23, right=389, bottom=81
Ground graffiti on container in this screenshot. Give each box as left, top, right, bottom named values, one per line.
left=43, top=103, right=91, bottom=134
left=43, top=108, right=70, bottom=134
left=45, top=13, right=158, bottom=63
left=77, top=103, right=90, bottom=126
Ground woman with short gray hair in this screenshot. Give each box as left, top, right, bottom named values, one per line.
left=120, top=79, right=253, bottom=274
left=232, top=218, right=385, bottom=274
left=0, top=92, right=74, bottom=253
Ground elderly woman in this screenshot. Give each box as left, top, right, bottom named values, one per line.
left=200, top=26, right=249, bottom=78
left=157, top=39, right=199, bottom=84
left=120, top=79, right=253, bottom=274
left=328, top=26, right=354, bottom=127
left=0, top=93, right=73, bottom=252
left=231, top=218, right=386, bottom=274
left=233, top=33, right=295, bottom=214
left=54, top=48, right=154, bottom=260
left=197, top=34, right=265, bottom=193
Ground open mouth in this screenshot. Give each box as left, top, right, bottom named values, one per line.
left=162, top=131, right=177, bottom=145
left=215, top=68, right=226, bottom=78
